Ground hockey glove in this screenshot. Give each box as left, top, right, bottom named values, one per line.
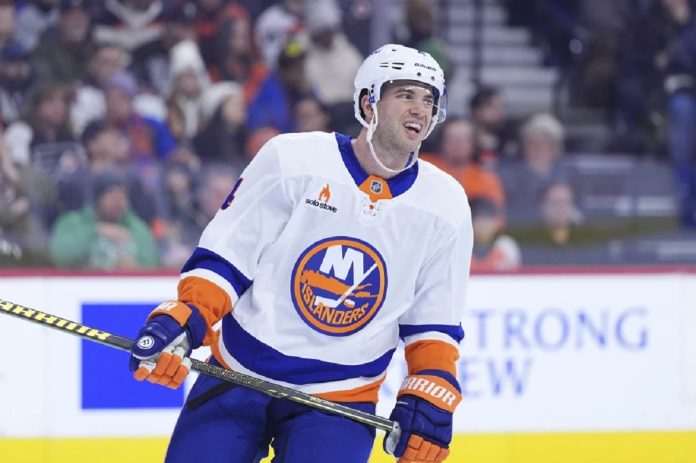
left=384, top=370, right=462, bottom=462
left=129, top=301, right=207, bottom=389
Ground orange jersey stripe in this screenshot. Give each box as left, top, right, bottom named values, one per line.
left=211, top=343, right=384, bottom=404
left=405, top=340, right=460, bottom=377
left=315, top=376, right=386, bottom=404
left=178, top=276, right=233, bottom=346
left=148, top=301, right=192, bottom=326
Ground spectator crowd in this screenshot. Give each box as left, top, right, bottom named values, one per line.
left=0, top=0, right=694, bottom=271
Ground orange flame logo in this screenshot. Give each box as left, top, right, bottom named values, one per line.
left=319, top=184, right=331, bottom=203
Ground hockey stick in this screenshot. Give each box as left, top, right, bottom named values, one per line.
left=0, top=298, right=401, bottom=443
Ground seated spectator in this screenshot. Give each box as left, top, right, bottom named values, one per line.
left=247, top=40, right=313, bottom=132
left=613, top=0, right=696, bottom=158
left=469, top=198, right=520, bottom=272
left=167, top=143, right=201, bottom=174
left=254, top=0, right=304, bottom=69
left=0, top=2, right=13, bottom=50
left=294, top=96, right=331, bottom=133
left=193, top=81, right=248, bottom=169
left=516, top=182, right=607, bottom=265
left=14, top=0, right=60, bottom=52
left=421, top=118, right=505, bottom=210
left=0, top=127, right=51, bottom=266
left=652, top=0, right=696, bottom=228
left=469, top=84, right=516, bottom=164
left=192, top=0, right=249, bottom=72
left=31, top=0, right=93, bottom=85
left=95, top=3, right=197, bottom=124
left=103, top=71, right=176, bottom=191
left=397, top=0, right=453, bottom=82
left=195, top=163, right=239, bottom=225
left=539, top=183, right=582, bottom=244
left=245, top=126, right=280, bottom=160
left=158, top=161, right=200, bottom=268
left=70, top=43, right=131, bottom=134
left=58, top=120, right=161, bottom=226
left=209, top=13, right=267, bottom=103
left=667, top=89, right=696, bottom=229
left=165, top=100, right=188, bottom=145
left=165, top=39, right=210, bottom=141
left=3, top=82, right=83, bottom=179
left=49, top=170, right=159, bottom=269
left=500, top=113, right=570, bottom=226
left=158, top=161, right=239, bottom=266
left=93, top=0, right=166, bottom=54
left=130, top=1, right=198, bottom=94
left=304, top=0, right=362, bottom=106
left=0, top=41, right=35, bottom=124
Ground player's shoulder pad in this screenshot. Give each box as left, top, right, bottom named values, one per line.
left=267, top=131, right=341, bottom=177
left=413, top=158, right=470, bottom=224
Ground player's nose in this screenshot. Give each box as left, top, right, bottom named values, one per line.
left=407, top=102, right=427, bottom=118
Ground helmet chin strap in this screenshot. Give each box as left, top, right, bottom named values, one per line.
left=366, top=103, right=421, bottom=176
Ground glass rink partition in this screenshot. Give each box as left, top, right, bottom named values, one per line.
left=0, top=268, right=694, bottom=463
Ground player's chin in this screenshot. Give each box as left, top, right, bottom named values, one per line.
left=402, top=126, right=424, bottom=143
left=400, top=130, right=423, bottom=149
left=404, top=137, right=424, bottom=153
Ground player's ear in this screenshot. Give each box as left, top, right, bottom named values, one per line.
left=360, top=93, right=374, bottom=123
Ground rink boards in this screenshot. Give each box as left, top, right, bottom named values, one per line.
left=0, top=270, right=695, bottom=462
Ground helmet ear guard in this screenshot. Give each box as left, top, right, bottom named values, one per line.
left=355, top=89, right=374, bottom=123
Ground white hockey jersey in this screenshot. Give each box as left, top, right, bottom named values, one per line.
left=180, top=132, right=473, bottom=402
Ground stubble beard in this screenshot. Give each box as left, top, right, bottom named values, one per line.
left=372, top=122, right=420, bottom=170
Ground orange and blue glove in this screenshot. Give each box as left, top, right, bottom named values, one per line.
left=129, top=301, right=207, bottom=389
left=384, top=370, right=462, bottom=462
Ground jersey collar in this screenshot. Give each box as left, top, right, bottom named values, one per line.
left=334, top=132, right=418, bottom=199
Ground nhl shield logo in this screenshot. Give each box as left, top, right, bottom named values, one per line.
left=370, top=179, right=383, bottom=195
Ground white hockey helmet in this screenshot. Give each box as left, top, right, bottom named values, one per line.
left=353, top=44, right=447, bottom=139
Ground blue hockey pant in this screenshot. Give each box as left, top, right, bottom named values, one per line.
left=165, top=359, right=377, bottom=463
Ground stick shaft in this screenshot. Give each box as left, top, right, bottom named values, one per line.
left=0, top=298, right=397, bottom=433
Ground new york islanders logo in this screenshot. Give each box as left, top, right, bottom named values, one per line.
left=291, top=237, right=387, bottom=336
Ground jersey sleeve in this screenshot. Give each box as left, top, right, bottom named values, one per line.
left=177, top=136, right=294, bottom=332
left=398, top=209, right=473, bottom=376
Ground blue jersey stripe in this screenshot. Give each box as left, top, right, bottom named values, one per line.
left=334, top=132, right=418, bottom=197
left=399, top=323, right=465, bottom=343
left=222, top=315, right=396, bottom=385
left=182, top=247, right=252, bottom=297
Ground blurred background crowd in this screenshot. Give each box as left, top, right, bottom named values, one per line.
left=0, top=0, right=695, bottom=271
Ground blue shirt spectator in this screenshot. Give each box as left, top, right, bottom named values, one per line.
left=246, top=40, right=312, bottom=133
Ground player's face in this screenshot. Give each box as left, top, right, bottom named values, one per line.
left=374, top=80, right=435, bottom=153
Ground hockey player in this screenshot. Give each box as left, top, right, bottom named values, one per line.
left=129, top=44, right=472, bottom=463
